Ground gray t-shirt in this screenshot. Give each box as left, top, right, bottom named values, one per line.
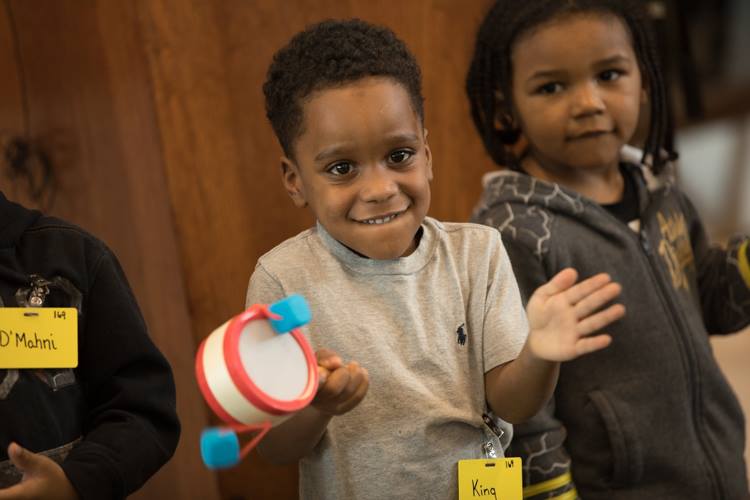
left=246, top=217, right=529, bottom=500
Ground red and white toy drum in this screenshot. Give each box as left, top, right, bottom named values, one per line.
left=195, top=294, right=317, bottom=468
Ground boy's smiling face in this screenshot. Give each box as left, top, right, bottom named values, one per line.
left=281, top=77, right=432, bottom=260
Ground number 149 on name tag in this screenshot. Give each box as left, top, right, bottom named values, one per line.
left=458, top=458, right=522, bottom=500
left=0, top=308, right=78, bottom=368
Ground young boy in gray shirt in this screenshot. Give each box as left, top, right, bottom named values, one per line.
left=246, top=19, right=625, bottom=499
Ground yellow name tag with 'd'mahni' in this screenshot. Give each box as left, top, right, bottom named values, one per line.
left=0, top=308, right=78, bottom=368
left=458, top=458, right=522, bottom=500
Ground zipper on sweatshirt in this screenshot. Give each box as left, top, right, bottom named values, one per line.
left=591, top=178, right=727, bottom=498
left=636, top=227, right=725, bottom=499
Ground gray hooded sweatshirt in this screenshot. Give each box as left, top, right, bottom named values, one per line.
left=471, top=162, right=750, bottom=500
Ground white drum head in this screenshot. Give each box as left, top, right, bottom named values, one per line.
left=238, top=320, right=309, bottom=401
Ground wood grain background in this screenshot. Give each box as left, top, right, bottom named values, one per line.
left=0, top=1, right=747, bottom=499
left=0, top=1, right=496, bottom=498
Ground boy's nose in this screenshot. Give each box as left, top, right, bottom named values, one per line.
left=359, top=165, right=399, bottom=203
left=571, top=82, right=605, bottom=117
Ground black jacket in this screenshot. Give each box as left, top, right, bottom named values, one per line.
left=0, top=192, right=180, bottom=499
left=471, top=164, right=749, bottom=499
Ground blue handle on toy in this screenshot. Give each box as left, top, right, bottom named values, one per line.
left=268, top=294, right=312, bottom=333
left=201, top=427, right=240, bottom=469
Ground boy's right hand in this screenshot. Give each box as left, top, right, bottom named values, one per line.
left=313, top=349, right=369, bottom=416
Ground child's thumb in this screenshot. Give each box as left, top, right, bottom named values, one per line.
left=7, top=442, right=41, bottom=472
left=317, top=365, right=331, bottom=387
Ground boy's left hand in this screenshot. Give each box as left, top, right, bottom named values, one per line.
left=0, top=443, right=79, bottom=500
left=526, top=268, right=625, bottom=362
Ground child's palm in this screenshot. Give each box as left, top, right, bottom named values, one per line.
left=0, top=443, right=79, bottom=500
left=526, top=269, right=625, bottom=361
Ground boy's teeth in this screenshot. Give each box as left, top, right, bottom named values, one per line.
left=363, top=213, right=398, bottom=224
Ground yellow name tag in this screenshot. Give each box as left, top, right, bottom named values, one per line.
left=458, top=458, right=522, bottom=500
left=0, top=308, right=78, bottom=368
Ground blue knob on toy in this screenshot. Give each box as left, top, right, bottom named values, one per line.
left=201, top=427, right=240, bottom=469
left=268, top=294, right=312, bottom=334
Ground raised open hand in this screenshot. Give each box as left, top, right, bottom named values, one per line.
left=526, top=268, right=625, bottom=361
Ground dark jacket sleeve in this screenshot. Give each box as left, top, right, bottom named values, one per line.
left=681, top=193, right=750, bottom=334
left=60, top=249, right=180, bottom=500
left=501, top=238, right=578, bottom=497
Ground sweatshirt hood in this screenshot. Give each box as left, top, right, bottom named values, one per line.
left=473, top=147, right=676, bottom=226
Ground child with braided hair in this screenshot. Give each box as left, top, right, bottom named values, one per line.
left=466, top=1, right=750, bottom=498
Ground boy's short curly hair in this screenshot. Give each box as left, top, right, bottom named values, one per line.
left=264, top=19, right=424, bottom=156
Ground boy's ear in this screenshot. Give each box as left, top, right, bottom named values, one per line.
left=423, top=128, right=433, bottom=181
left=280, top=157, right=308, bottom=208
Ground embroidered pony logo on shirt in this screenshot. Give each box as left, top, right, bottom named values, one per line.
left=657, top=211, right=695, bottom=291
left=456, top=323, right=467, bottom=346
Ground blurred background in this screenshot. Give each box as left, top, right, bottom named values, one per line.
left=0, top=1, right=747, bottom=498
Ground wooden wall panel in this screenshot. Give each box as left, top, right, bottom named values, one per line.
left=135, top=3, right=304, bottom=497
left=0, top=1, right=219, bottom=499
left=0, top=5, right=21, bottom=129
left=0, top=3, right=36, bottom=208
left=138, top=1, right=494, bottom=498
left=2, top=1, right=748, bottom=499
left=137, top=0, right=496, bottom=338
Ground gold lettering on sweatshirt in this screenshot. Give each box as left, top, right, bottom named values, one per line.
left=657, top=211, right=694, bottom=291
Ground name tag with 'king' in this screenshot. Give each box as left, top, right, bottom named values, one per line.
left=458, top=458, right=522, bottom=500
left=0, top=308, right=78, bottom=368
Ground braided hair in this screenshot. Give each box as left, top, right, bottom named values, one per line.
left=466, top=0, right=675, bottom=173
left=264, top=19, right=424, bottom=157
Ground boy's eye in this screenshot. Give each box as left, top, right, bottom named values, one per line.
left=599, top=69, right=622, bottom=82
left=537, top=82, right=563, bottom=95
left=327, top=162, right=354, bottom=176
left=389, top=150, right=413, bottom=164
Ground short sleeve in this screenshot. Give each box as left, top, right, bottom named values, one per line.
left=482, top=231, right=529, bottom=372
left=245, top=263, right=286, bottom=309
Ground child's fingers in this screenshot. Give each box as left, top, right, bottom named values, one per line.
left=314, top=363, right=369, bottom=415
left=316, top=366, right=351, bottom=402
left=334, top=362, right=366, bottom=403
left=317, top=365, right=331, bottom=387
left=564, top=273, right=613, bottom=305
left=316, top=362, right=364, bottom=399
left=316, top=349, right=343, bottom=370
left=1, top=443, right=77, bottom=500
left=573, top=282, right=622, bottom=319
left=7, top=442, right=44, bottom=473
left=577, top=304, right=626, bottom=335
left=575, top=333, right=612, bottom=356
left=534, top=268, right=578, bottom=299
left=316, top=348, right=345, bottom=388
left=7, top=442, right=26, bottom=467
left=333, top=368, right=369, bottom=414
